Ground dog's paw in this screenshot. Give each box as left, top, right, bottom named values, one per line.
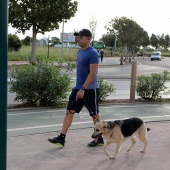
left=109, top=156, right=116, bottom=160
left=140, top=150, right=145, bottom=153
left=103, top=150, right=110, bottom=157
left=104, top=153, right=110, bottom=157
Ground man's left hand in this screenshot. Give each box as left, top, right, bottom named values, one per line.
left=76, top=90, right=85, bottom=101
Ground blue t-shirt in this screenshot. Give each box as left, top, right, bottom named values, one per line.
left=76, top=46, right=99, bottom=90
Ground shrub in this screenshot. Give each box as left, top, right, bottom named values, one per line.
left=136, top=70, right=170, bottom=100
left=22, top=36, right=31, bottom=46
left=8, top=34, right=22, bottom=52
left=99, top=77, right=115, bottom=101
left=9, top=58, right=73, bottom=107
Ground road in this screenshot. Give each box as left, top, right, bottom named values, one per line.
left=70, top=56, right=170, bottom=79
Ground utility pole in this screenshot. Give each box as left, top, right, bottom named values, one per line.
left=47, top=35, right=50, bottom=58
left=60, top=19, right=64, bottom=59
left=114, top=35, right=117, bottom=50
left=0, top=0, right=8, bottom=169
left=114, top=34, right=118, bottom=50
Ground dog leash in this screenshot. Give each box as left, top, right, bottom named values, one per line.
left=83, top=99, right=94, bottom=117
left=83, top=98, right=99, bottom=121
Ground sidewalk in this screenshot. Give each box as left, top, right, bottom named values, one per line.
left=8, top=121, right=170, bottom=170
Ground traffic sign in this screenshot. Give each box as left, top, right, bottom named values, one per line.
left=61, top=33, right=75, bottom=42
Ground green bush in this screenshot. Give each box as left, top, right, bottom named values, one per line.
left=99, top=77, right=115, bottom=101
left=22, top=36, right=31, bottom=46
left=136, top=70, right=170, bottom=100
left=8, top=34, right=22, bottom=52
left=9, top=58, right=72, bottom=107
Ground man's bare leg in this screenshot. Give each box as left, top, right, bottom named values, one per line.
left=61, top=110, right=75, bottom=135
left=92, top=113, right=100, bottom=142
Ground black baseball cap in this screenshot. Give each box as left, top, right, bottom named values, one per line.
left=74, top=29, right=92, bottom=37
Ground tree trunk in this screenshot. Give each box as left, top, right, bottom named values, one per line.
left=120, top=48, right=123, bottom=65
left=129, top=49, right=132, bottom=63
left=29, top=24, right=37, bottom=65
left=129, top=55, right=132, bottom=63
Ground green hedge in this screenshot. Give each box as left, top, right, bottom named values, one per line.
left=9, top=58, right=72, bottom=107
left=136, top=70, right=170, bottom=100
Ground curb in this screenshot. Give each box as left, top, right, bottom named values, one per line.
left=7, top=98, right=170, bottom=111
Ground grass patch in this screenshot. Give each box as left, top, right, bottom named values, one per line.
left=8, top=45, right=170, bottom=61
left=8, top=46, right=79, bottom=61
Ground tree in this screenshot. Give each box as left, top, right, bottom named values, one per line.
left=101, top=34, right=115, bottom=47
left=9, top=0, right=78, bottom=64
left=22, top=36, right=31, bottom=46
left=165, top=34, right=170, bottom=48
left=105, top=17, right=149, bottom=64
left=158, top=34, right=167, bottom=49
left=141, top=31, right=150, bottom=47
left=89, top=16, right=97, bottom=46
left=8, top=34, right=22, bottom=52
left=50, top=37, right=60, bottom=46
left=150, top=34, right=159, bottom=49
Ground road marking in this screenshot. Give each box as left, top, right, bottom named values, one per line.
left=7, top=115, right=170, bottom=132
left=137, top=61, right=142, bottom=66
left=8, top=110, right=65, bottom=116
left=8, top=104, right=170, bottom=116
left=7, top=121, right=93, bottom=132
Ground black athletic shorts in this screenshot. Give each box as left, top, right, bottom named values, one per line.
left=67, top=87, right=100, bottom=116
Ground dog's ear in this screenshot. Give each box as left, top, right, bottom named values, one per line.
left=103, top=121, right=109, bottom=129
left=103, top=122, right=111, bottom=129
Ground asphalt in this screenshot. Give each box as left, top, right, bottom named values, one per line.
left=7, top=59, right=170, bottom=170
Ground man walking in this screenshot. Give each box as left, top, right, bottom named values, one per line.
left=99, top=49, right=104, bottom=62
left=48, top=29, right=104, bottom=147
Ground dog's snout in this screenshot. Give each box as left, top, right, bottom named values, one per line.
left=91, top=132, right=102, bottom=139
left=91, top=134, right=96, bottom=138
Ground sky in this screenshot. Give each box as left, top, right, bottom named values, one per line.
left=8, top=0, right=170, bottom=40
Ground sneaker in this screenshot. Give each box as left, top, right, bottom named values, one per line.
left=87, top=137, right=104, bottom=147
left=48, top=135, right=65, bottom=147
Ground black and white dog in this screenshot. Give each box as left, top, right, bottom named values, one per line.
left=92, top=117, right=150, bottom=160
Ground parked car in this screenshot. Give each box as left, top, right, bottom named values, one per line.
left=151, top=51, right=161, bottom=61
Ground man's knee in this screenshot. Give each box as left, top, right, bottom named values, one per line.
left=66, top=110, right=75, bottom=116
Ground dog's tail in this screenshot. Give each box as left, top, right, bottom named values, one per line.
left=147, top=128, right=151, bottom=131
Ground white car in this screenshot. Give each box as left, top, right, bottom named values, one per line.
left=151, top=51, right=161, bottom=61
